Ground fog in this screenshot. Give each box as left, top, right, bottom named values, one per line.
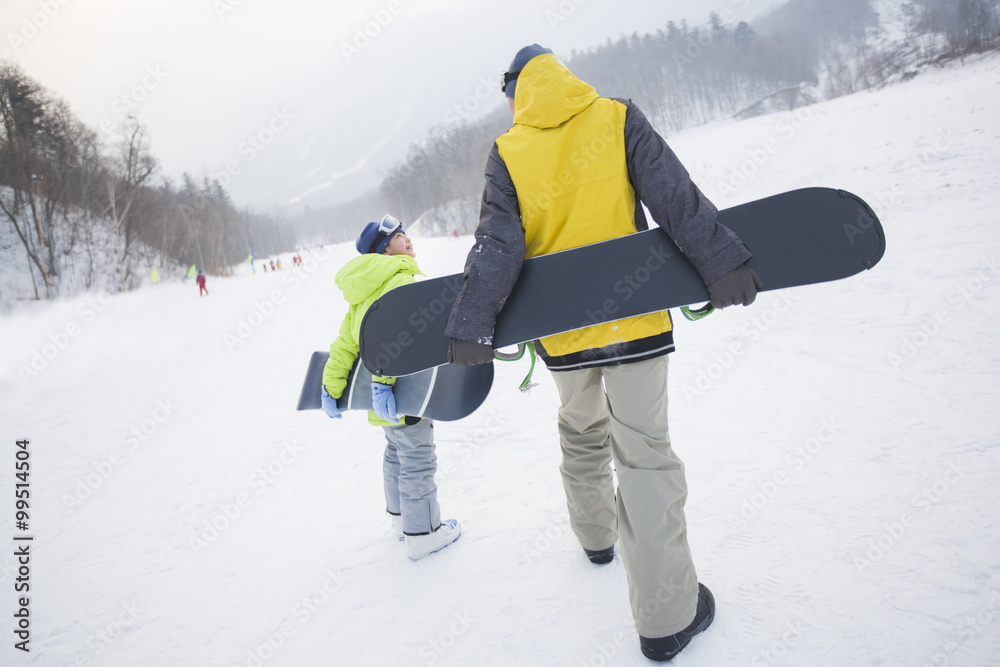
left=2, top=0, right=787, bottom=210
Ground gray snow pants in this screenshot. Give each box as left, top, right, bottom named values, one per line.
left=382, top=419, right=441, bottom=535
left=550, top=354, right=700, bottom=638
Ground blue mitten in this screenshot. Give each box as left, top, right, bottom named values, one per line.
left=321, top=386, right=345, bottom=419
left=371, top=382, right=398, bottom=422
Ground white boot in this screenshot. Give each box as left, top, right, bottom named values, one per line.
left=405, top=520, right=461, bottom=560
left=390, top=514, right=404, bottom=541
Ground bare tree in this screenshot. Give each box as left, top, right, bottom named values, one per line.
left=104, top=118, right=157, bottom=290
left=0, top=61, right=82, bottom=298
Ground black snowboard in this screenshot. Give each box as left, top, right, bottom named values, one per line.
left=297, top=351, right=494, bottom=421
left=360, top=187, right=886, bottom=377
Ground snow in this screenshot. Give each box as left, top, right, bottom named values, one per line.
left=2, top=53, right=1000, bottom=666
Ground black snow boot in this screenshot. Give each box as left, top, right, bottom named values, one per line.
left=583, top=545, right=615, bottom=564
left=639, top=583, right=715, bottom=661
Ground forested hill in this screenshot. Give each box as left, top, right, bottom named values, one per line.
left=2, top=0, right=998, bottom=302
left=293, top=0, right=998, bottom=240
left=0, top=73, right=296, bottom=302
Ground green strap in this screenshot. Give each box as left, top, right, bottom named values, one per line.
left=494, top=342, right=539, bottom=392
left=681, top=303, right=715, bottom=321
left=493, top=344, right=527, bottom=361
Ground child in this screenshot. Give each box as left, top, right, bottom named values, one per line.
left=320, top=215, right=462, bottom=560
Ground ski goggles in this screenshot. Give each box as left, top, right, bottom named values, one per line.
left=368, top=214, right=404, bottom=254
left=379, top=214, right=402, bottom=236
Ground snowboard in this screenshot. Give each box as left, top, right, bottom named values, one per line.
left=296, top=351, right=494, bottom=421
left=360, top=187, right=886, bottom=377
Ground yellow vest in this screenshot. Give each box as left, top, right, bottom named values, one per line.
left=497, top=54, right=671, bottom=357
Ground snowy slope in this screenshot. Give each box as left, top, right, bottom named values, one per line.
left=2, top=53, right=1000, bottom=667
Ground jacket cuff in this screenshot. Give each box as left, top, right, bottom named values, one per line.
left=443, top=318, right=495, bottom=346
left=697, top=242, right=753, bottom=286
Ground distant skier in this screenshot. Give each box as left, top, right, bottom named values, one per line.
left=320, top=215, right=462, bottom=561
left=196, top=271, right=208, bottom=296
left=270, top=260, right=276, bottom=271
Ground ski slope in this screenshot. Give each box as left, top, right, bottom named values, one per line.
left=2, top=53, right=1000, bottom=667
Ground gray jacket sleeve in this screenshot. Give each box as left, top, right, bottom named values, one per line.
left=444, top=143, right=525, bottom=345
left=621, top=99, right=752, bottom=286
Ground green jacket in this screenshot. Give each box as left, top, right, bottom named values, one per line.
left=322, top=253, right=422, bottom=426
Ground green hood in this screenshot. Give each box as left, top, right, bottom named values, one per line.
left=335, top=253, right=421, bottom=305
left=513, top=53, right=599, bottom=129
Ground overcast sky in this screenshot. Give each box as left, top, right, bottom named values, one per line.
left=2, top=0, right=788, bottom=211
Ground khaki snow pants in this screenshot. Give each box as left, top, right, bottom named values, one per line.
left=551, top=354, right=699, bottom=638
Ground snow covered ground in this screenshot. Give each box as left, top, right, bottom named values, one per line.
left=2, top=53, right=999, bottom=667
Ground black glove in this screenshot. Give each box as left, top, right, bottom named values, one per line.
left=707, top=263, right=763, bottom=309
left=448, top=338, right=494, bottom=366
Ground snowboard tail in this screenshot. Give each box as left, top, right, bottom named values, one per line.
left=297, top=351, right=493, bottom=421
left=360, top=187, right=885, bottom=377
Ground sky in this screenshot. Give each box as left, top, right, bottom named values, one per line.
left=1, top=0, right=788, bottom=212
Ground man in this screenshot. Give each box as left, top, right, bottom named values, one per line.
left=444, top=45, right=761, bottom=661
